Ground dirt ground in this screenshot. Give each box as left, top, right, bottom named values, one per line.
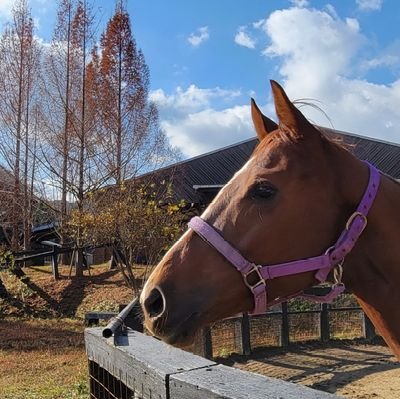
left=221, top=340, right=400, bottom=398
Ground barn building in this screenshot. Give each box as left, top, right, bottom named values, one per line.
left=140, top=127, right=400, bottom=209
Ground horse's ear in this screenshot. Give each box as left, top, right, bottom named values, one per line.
left=270, top=80, right=312, bottom=136
left=251, top=98, right=278, bottom=140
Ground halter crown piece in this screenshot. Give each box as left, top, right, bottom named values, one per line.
left=188, top=162, right=381, bottom=314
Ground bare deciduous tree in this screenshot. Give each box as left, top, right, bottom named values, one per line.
left=0, top=0, right=40, bottom=250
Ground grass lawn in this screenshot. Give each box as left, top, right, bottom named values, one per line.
left=0, top=264, right=143, bottom=399
left=0, top=318, right=88, bottom=399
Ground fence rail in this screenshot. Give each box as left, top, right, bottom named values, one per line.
left=9, top=244, right=99, bottom=279
left=85, top=327, right=341, bottom=399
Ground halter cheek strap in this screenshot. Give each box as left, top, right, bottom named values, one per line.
left=188, top=162, right=380, bottom=315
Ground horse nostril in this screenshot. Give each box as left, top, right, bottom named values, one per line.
left=144, top=287, right=165, bottom=318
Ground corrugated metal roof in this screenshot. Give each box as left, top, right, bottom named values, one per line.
left=141, top=129, right=400, bottom=204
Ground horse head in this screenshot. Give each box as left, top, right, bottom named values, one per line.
left=140, top=81, right=375, bottom=347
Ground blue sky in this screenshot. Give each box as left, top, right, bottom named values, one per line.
left=1, top=0, right=400, bottom=157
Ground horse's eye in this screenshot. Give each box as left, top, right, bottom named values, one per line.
left=250, top=183, right=277, bottom=200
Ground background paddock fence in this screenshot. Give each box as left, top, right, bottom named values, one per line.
left=191, top=293, right=376, bottom=358
left=85, top=327, right=342, bottom=399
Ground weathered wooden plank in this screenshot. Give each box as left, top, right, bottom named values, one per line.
left=170, top=364, right=343, bottom=399
left=85, top=327, right=216, bottom=399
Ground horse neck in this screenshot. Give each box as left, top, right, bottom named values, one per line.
left=334, top=146, right=400, bottom=358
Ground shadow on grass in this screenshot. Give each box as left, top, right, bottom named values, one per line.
left=0, top=319, right=85, bottom=351
left=23, top=268, right=137, bottom=317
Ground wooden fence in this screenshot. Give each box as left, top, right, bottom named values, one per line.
left=85, top=327, right=342, bottom=399
left=10, top=244, right=99, bottom=279
left=191, top=294, right=376, bottom=359
left=12, top=245, right=68, bottom=279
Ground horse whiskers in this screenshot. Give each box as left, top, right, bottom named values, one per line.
left=161, top=308, right=169, bottom=332
left=257, top=207, right=263, bottom=223
left=136, top=311, right=145, bottom=323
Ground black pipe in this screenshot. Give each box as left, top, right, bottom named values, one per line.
left=102, top=297, right=139, bottom=338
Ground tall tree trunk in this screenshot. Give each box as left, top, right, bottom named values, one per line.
left=116, top=10, right=123, bottom=186
left=61, top=1, right=72, bottom=237
left=76, top=0, right=87, bottom=277
left=23, top=61, right=32, bottom=251
left=12, top=11, right=26, bottom=251
left=29, top=118, right=38, bottom=245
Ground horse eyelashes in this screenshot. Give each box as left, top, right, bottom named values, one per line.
left=250, top=183, right=277, bottom=200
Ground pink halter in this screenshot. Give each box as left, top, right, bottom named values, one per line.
left=188, top=162, right=380, bottom=314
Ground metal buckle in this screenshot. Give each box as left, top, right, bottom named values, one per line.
left=345, top=211, right=367, bottom=232
left=324, top=245, right=345, bottom=266
left=324, top=245, right=335, bottom=256
left=244, top=264, right=265, bottom=290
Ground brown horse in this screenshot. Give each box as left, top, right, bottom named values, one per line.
left=140, top=81, right=400, bottom=359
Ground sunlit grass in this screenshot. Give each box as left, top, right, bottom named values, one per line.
left=0, top=319, right=88, bottom=399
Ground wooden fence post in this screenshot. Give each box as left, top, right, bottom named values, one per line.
left=320, top=303, right=330, bottom=342
left=281, top=302, right=289, bottom=347
left=202, top=327, right=213, bottom=359
left=241, top=313, right=251, bottom=355
left=51, top=246, right=59, bottom=280
left=364, top=313, right=376, bottom=340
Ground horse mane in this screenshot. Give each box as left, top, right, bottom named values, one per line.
left=258, top=100, right=354, bottom=155
left=294, top=99, right=355, bottom=152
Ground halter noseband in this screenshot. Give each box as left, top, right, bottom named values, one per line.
left=188, top=162, right=380, bottom=314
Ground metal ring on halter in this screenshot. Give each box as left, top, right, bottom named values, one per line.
left=332, top=263, right=344, bottom=285
left=244, top=264, right=265, bottom=290
left=346, top=211, right=368, bottom=232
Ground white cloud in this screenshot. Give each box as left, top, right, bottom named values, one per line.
left=325, top=4, right=340, bottom=19
left=160, top=106, right=253, bottom=157
left=187, top=26, right=209, bottom=47
left=150, top=85, right=241, bottom=115
left=33, top=17, right=40, bottom=30
left=0, top=0, right=14, bottom=20
left=253, top=19, right=265, bottom=29
left=261, top=7, right=400, bottom=144
left=152, top=4, right=400, bottom=158
left=0, top=0, right=52, bottom=24
left=150, top=85, right=253, bottom=157
left=356, top=0, right=383, bottom=11
left=234, top=26, right=256, bottom=49
left=290, top=0, right=310, bottom=7
left=264, top=9, right=362, bottom=93
left=362, top=54, right=400, bottom=70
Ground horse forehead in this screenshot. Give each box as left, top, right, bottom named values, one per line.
left=250, top=143, right=294, bottom=176
left=253, top=134, right=320, bottom=176
left=201, top=157, right=256, bottom=219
